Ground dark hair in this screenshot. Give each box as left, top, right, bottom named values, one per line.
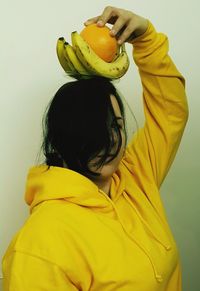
left=37, top=76, right=133, bottom=177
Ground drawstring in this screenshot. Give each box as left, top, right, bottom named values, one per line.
left=123, top=192, right=172, bottom=251
left=99, top=189, right=171, bottom=283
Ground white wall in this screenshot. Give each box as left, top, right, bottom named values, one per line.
left=1, top=0, right=199, bottom=290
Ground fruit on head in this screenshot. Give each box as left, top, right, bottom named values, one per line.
left=71, top=31, right=130, bottom=79
left=80, top=23, right=119, bottom=62
left=56, top=24, right=130, bottom=80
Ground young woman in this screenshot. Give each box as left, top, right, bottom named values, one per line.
left=2, top=6, right=189, bottom=291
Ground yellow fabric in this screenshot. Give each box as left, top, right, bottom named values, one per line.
left=2, top=19, right=189, bottom=290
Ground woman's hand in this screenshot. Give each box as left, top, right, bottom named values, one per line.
left=84, top=6, right=149, bottom=45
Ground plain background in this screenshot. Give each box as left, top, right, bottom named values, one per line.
left=0, top=0, right=199, bottom=290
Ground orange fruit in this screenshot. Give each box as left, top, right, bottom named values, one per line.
left=80, top=23, right=118, bottom=62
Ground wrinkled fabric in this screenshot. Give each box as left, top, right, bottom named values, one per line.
left=2, top=19, right=188, bottom=291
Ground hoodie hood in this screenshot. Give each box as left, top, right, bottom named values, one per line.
left=25, top=164, right=126, bottom=213
left=24, top=163, right=174, bottom=284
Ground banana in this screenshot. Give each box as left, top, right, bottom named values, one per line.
left=71, top=31, right=130, bottom=79
left=63, top=42, right=92, bottom=77
left=112, top=44, right=121, bottom=61
left=56, top=38, right=73, bottom=74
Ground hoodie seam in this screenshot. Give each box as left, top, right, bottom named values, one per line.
left=9, top=248, right=72, bottom=280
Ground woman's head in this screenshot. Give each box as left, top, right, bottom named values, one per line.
left=39, top=76, right=128, bottom=178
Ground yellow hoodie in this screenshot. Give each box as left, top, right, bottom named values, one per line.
left=2, top=20, right=189, bottom=290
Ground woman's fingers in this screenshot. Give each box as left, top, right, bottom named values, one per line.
left=96, top=6, right=117, bottom=26
left=83, top=6, right=149, bottom=44
left=84, top=6, right=119, bottom=26
left=109, top=17, right=127, bottom=36
left=84, top=16, right=100, bottom=26
left=116, top=25, right=133, bottom=44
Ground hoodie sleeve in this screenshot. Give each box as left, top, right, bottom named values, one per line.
left=2, top=250, right=78, bottom=291
left=123, top=19, right=189, bottom=190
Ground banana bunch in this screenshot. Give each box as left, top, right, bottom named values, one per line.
left=56, top=30, right=130, bottom=80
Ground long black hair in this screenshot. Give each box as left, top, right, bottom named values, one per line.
left=36, top=76, right=137, bottom=177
